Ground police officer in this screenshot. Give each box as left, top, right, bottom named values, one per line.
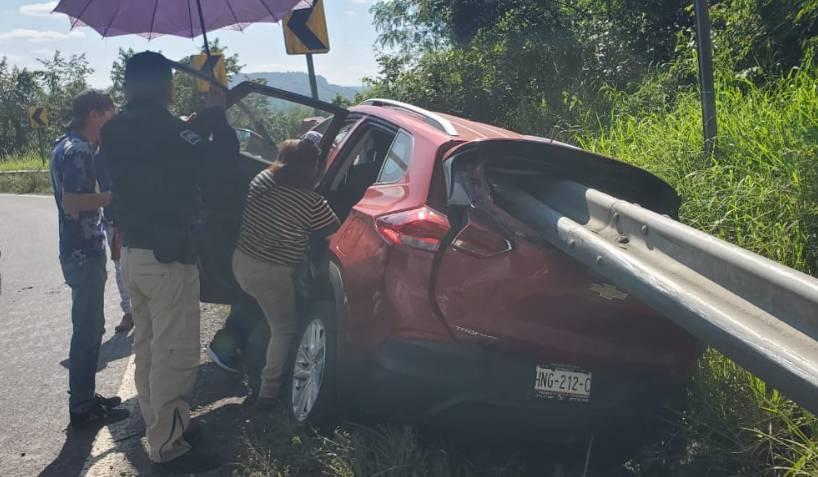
left=99, top=51, right=238, bottom=473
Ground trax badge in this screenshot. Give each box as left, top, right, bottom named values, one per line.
left=589, top=283, right=628, bottom=301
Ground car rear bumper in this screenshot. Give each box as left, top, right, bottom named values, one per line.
left=344, top=338, right=690, bottom=441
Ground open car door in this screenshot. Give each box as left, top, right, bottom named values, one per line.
left=168, top=59, right=349, bottom=304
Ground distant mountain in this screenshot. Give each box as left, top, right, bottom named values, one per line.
left=231, top=72, right=361, bottom=102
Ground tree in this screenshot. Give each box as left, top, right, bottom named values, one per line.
left=0, top=51, right=93, bottom=157
left=0, top=60, right=41, bottom=156
left=108, top=39, right=243, bottom=115
left=366, top=0, right=818, bottom=137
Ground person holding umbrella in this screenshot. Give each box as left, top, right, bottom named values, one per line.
left=100, top=51, right=238, bottom=473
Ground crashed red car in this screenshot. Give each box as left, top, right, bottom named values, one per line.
left=182, top=64, right=702, bottom=462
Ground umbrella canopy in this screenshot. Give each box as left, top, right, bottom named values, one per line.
left=53, top=0, right=306, bottom=41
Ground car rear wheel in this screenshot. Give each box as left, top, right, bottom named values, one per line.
left=287, top=305, right=338, bottom=428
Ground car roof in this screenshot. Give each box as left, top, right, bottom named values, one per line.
left=349, top=103, right=575, bottom=149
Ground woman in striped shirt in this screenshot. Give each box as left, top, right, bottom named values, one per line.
left=232, top=139, right=339, bottom=410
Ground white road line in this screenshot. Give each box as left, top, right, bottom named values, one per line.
left=0, top=193, right=52, bottom=199
left=79, top=352, right=141, bottom=476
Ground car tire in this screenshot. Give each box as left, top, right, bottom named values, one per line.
left=285, top=300, right=339, bottom=430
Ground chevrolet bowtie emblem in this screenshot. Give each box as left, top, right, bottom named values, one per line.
left=589, top=283, right=628, bottom=301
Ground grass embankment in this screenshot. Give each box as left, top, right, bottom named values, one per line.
left=0, top=151, right=50, bottom=194
left=576, top=68, right=818, bottom=476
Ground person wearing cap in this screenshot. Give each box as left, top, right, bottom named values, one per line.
left=50, top=89, right=128, bottom=427
left=99, top=51, right=238, bottom=473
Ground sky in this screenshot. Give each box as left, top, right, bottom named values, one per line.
left=0, top=0, right=381, bottom=88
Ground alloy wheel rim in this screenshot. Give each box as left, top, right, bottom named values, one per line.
left=291, top=318, right=326, bottom=422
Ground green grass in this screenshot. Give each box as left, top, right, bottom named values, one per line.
left=0, top=151, right=52, bottom=193
left=236, top=414, right=597, bottom=477
left=0, top=170, right=51, bottom=194
left=0, top=150, right=48, bottom=172
left=576, top=67, right=818, bottom=476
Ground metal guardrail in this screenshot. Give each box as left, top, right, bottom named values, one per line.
left=493, top=178, right=818, bottom=415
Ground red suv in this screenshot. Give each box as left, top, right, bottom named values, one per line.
left=184, top=65, right=702, bottom=460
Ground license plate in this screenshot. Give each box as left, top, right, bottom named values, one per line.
left=533, top=365, right=592, bottom=402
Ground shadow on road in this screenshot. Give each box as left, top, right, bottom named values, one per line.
left=59, top=331, right=134, bottom=372
left=37, top=398, right=137, bottom=477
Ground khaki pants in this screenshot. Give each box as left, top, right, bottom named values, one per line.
left=121, top=247, right=200, bottom=463
left=232, top=248, right=296, bottom=399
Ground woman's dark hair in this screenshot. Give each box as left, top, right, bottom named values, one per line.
left=268, top=139, right=320, bottom=189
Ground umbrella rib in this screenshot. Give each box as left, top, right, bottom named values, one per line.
left=255, top=0, right=278, bottom=21
left=149, top=0, right=160, bottom=40
left=225, top=1, right=244, bottom=31
left=71, top=0, right=96, bottom=29
left=187, top=0, right=195, bottom=38
left=102, top=1, right=126, bottom=36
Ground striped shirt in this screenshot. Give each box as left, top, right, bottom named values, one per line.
left=237, top=170, right=339, bottom=265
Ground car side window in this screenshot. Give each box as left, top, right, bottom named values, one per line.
left=333, top=120, right=358, bottom=147
left=376, top=131, right=413, bottom=183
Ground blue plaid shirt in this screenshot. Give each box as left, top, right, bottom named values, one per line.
left=50, top=131, right=106, bottom=260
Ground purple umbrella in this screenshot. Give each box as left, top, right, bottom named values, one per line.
left=53, top=0, right=308, bottom=55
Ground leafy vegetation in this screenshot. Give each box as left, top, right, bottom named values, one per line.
left=0, top=52, right=93, bottom=158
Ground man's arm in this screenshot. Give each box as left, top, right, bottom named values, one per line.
left=62, top=191, right=111, bottom=216
left=60, top=144, right=111, bottom=216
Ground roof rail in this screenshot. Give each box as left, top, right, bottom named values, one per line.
left=361, top=98, right=459, bottom=136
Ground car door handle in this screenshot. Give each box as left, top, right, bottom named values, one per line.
left=451, top=237, right=513, bottom=257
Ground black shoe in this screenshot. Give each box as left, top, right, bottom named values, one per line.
left=95, top=393, right=122, bottom=409
left=70, top=402, right=130, bottom=429
left=255, top=396, right=279, bottom=412
left=153, top=447, right=221, bottom=474
left=207, top=331, right=241, bottom=373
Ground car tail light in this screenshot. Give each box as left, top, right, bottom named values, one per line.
left=375, top=206, right=450, bottom=251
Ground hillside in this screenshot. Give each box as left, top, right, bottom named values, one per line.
left=231, top=71, right=361, bottom=102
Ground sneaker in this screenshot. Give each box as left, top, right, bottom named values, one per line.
left=70, top=402, right=130, bottom=429
left=95, top=393, right=122, bottom=409
left=207, top=331, right=241, bottom=373
left=114, top=313, right=134, bottom=333
left=152, top=447, right=221, bottom=474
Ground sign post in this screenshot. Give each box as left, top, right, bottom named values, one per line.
left=694, top=0, right=717, bottom=160
left=282, top=0, right=330, bottom=100
left=27, top=106, right=48, bottom=166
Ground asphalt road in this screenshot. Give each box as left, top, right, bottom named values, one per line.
left=0, top=194, right=133, bottom=477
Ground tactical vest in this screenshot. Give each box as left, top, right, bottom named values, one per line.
left=100, top=101, right=203, bottom=264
